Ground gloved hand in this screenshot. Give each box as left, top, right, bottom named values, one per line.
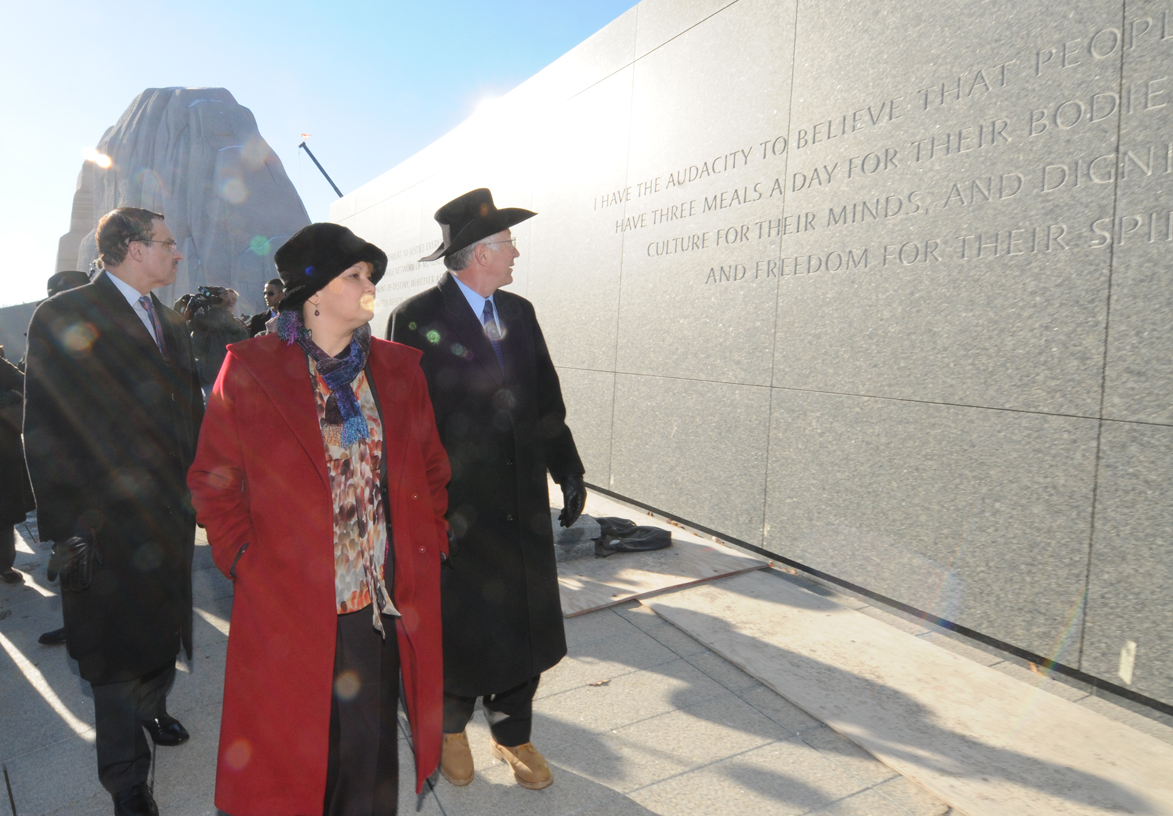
left=58, top=532, right=101, bottom=593
left=558, top=474, right=586, bottom=528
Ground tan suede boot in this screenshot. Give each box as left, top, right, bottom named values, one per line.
left=440, top=732, right=474, bottom=786
left=490, top=739, right=553, bottom=790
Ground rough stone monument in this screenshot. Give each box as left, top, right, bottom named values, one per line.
left=333, top=0, right=1173, bottom=712
left=56, top=87, right=309, bottom=313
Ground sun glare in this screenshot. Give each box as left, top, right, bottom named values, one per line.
left=83, top=147, right=112, bottom=168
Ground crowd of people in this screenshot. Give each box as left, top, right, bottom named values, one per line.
left=2, top=188, right=585, bottom=816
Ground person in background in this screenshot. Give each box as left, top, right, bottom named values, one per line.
left=24, top=208, right=204, bottom=816
left=188, top=223, right=449, bottom=816
left=389, top=188, right=586, bottom=791
left=0, top=353, right=34, bottom=584
left=247, top=278, right=284, bottom=336
left=190, top=285, right=248, bottom=398
left=47, top=269, right=90, bottom=297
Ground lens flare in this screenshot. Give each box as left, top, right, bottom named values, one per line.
left=62, top=322, right=98, bottom=354
left=224, top=738, right=252, bottom=770
left=248, top=235, right=273, bottom=256
left=240, top=135, right=272, bottom=170
left=219, top=178, right=248, bottom=205
left=334, top=671, right=361, bottom=701
left=83, top=147, right=112, bottom=168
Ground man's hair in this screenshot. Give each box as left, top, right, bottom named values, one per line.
left=444, top=236, right=494, bottom=272
left=96, top=208, right=164, bottom=268
left=265, top=278, right=284, bottom=290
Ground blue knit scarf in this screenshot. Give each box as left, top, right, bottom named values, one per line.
left=277, top=310, right=371, bottom=447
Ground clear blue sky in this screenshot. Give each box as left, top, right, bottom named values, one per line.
left=0, top=0, right=640, bottom=306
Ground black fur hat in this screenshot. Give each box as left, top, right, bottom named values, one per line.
left=275, top=223, right=387, bottom=312
left=419, top=188, right=536, bottom=262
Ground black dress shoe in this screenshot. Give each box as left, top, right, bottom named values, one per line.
left=38, top=627, right=67, bottom=646
left=142, top=714, right=189, bottom=746
left=112, top=782, right=158, bottom=816
left=0, top=568, right=23, bottom=584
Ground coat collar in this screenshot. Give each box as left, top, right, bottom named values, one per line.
left=230, top=336, right=331, bottom=491
left=92, top=272, right=175, bottom=368
left=438, top=272, right=505, bottom=382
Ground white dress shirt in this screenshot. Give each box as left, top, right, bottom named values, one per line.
left=105, top=271, right=163, bottom=346
left=452, top=273, right=503, bottom=335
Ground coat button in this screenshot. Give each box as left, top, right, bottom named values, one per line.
left=506, top=459, right=513, bottom=466
left=418, top=547, right=425, bottom=553
left=506, top=513, right=514, bottom=521
left=411, top=493, right=419, bottom=500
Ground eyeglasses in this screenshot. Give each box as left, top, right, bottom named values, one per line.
left=138, top=239, right=178, bottom=251
left=484, top=238, right=517, bottom=249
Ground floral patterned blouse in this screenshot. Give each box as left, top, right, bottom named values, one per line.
left=308, top=357, right=399, bottom=635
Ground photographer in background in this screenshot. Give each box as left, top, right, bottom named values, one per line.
left=190, top=285, right=248, bottom=398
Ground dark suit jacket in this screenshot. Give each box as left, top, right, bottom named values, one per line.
left=389, top=272, right=583, bottom=695
left=24, top=271, right=204, bottom=683
left=247, top=311, right=271, bottom=337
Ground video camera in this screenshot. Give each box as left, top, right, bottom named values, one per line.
left=189, top=285, right=229, bottom=312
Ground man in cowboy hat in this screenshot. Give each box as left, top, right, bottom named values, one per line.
left=388, top=188, right=585, bottom=791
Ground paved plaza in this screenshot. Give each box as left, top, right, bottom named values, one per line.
left=2, top=502, right=1171, bottom=816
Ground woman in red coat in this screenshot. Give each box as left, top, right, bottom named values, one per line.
left=188, top=223, right=450, bottom=816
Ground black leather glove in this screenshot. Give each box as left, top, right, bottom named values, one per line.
left=558, top=475, right=586, bottom=528
left=58, top=532, right=101, bottom=593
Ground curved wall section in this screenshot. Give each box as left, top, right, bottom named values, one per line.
left=333, top=0, right=1173, bottom=709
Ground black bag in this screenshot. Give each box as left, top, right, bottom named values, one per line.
left=56, top=533, right=101, bottom=592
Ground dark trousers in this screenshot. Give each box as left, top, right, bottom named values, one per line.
left=442, top=675, right=540, bottom=747
left=0, top=525, right=15, bottom=572
left=92, top=661, right=175, bottom=793
left=323, top=610, right=401, bottom=816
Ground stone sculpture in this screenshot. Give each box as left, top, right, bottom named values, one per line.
left=56, top=87, right=310, bottom=313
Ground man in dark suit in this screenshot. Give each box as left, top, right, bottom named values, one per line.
left=24, top=208, right=204, bottom=816
left=246, top=277, right=284, bottom=336
left=389, top=188, right=585, bottom=791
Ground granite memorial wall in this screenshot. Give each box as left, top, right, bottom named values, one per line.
left=332, top=0, right=1173, bottom=708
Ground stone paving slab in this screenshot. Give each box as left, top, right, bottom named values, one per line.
left=644, top=569, right=1173, bottom=816
left=1, top=509, right=943, bottom=816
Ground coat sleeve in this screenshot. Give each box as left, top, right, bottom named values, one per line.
left=23, top=304, right=92, bottom=541
left=529, top=307, right=585, bottom=484
left=409, top=360, right=450, bottom=558
left=187, top=350, right=258, bottom=578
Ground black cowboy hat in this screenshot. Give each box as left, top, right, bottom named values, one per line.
left=274, top=223, right=387, bottom=312
left=419, top=188, right=536, bottom=262
left=47, top=270, right=90, bottom=298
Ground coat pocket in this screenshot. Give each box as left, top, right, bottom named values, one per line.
left=228, top=541, right=250, bottom=580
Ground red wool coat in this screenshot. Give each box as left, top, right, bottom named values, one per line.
left=188, top=334, right=450, bottom=816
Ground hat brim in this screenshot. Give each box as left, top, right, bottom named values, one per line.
left=419, top=207, right=536, bottom=262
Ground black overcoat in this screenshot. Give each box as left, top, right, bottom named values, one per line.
left=0, top=358, right=34, bottom=526
left=23, top=272, right=204, bottom=684
left=389, top=272, right=583, bottom=696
